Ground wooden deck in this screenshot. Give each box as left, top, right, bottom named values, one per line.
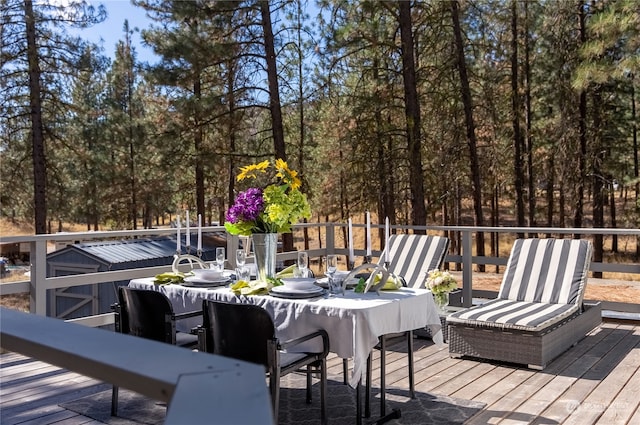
left=1, top=320, right=639, bottom=425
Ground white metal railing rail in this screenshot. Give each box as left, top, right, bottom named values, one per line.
left=0, top=307, right=273, bottom=424
left=1, top=224, right=639, bottom=317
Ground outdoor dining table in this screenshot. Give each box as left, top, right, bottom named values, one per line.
left=129, top=276, right=443, bottom=423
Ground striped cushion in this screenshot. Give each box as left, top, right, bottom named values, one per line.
left=498, top=239, right=593, bottom=306
left=447, top=299, right=581, bottom=332
left=378, top=234, right=450, bottom=289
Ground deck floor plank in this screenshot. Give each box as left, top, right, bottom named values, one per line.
left=1, top=321, right=639, bottom=425
left=499, top=323, right=617, bottom=425
left=531, top=324, right=638, bottom=425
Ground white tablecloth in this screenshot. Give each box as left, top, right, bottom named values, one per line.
left=129, top=278, right=443, bottom=387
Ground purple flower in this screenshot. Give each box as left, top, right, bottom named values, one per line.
left=226, top=188, right=264, bottom=223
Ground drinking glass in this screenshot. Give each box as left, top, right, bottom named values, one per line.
left=297, top=251, right=308, bottom=278
left=326, top=255, right=339, bottom=295
left=236, top=249, right=246, bottom=268
left=236, top=266, right=250, bottom=283
left=215, top=247, right=226, bottom=271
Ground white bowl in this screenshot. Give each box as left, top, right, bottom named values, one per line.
left=192, top=268, right=224, bottom=281
left=280, top=277, right=317, bottom=290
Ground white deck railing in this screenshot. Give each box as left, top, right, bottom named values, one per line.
left=1, top=224, right=639, bottom=320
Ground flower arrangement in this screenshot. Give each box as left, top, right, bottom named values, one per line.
left=426, top=269, right=458, bottom=294
left=426, top=269, right=458, bottom=311
left=224, top=159, right=311, bottom=236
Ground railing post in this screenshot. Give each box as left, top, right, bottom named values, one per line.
left=326, top=223, right=336, bottom=255
left=30, top=238, right=48, bottom=315
left=462, top=230, right=473, bottom=308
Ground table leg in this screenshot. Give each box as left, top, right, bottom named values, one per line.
left=356, top=378, right=362, bottom=425
left=407, top=330, right=415, bottom=398
left=362, top=336, right=401, bottom=425
left=380, top=336, right=386, bottom=416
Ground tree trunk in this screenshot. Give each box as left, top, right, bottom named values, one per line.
left=524, top=0, right=536, bottom=231
left=194, top=75, right=205, bottom=218
left=24, top=0, right=47, bottom=234
left=260, top=1, right=291, bottom=253
left=227, top=60, right=237, bottom=211
left=451, top=0, right=485, bottom=268
left=592, top=88, right=604, bottom=278
left=545, top=155, right=555, bottom=237
left=511, top=0, right=525, bottom=236
left=574, top=1, right=587, bottom=237
left=294, top=0, right=309, bottom=251
left=398, top=1, right=426, bottom=231
left=631, top=75, right=639, bottom=259
left=260, top=0, right=286, bottom=162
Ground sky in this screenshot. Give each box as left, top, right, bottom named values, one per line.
left=81, top=0, right=157, bottom=63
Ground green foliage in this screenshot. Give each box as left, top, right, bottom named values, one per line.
left=1, top=0, right=638, bottom=235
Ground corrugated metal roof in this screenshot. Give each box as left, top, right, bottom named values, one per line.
left=67, top=237, right=218, bottom=265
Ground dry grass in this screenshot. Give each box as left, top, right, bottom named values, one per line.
left=1, top=217, right=639, bottom=312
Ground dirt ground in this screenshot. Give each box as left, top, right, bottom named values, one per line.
left=470, top=273, right=640, bottom=303
left=1, top=271, right=639, bottom=314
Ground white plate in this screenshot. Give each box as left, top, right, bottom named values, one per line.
left=184, top=276, right=230, bottom=285
left=316, top=277, right=359, bottom=289
left=270, top=285, right=324, bottom=295
left=280, top=277, right=317, bottom=291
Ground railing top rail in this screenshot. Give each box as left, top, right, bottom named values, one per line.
left=0, top=225, right=228, bottom=244
left=0, top=307, right=273, bottom=424
left=2, top=224, right=638, bottom=244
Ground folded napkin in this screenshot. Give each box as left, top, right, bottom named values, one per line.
left=230, top=279, right=270, bottom=296
left=371, top=273, right=404, bottom=290
left=275, top=264, right=296, bottom=278
left=153, top=271, right=188, bottom=285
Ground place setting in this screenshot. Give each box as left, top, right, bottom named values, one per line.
left=269, top=277, right=325, bottom=299
left=179, top=246, right=233, bottom=287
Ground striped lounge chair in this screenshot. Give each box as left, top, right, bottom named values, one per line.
left=447, top=238, right=601, bottom=370
left=382, top=233, right=450, bottom=288
left=358, top=234, right=450, bottom=414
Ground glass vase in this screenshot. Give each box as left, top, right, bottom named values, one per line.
left=433, top=292, right=449, bottom=313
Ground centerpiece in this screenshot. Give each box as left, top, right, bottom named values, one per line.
left=426, top=269, right=458, bottom=312
left=224, top=159, right=311, bottom=283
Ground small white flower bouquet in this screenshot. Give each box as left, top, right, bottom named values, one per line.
left=425, top=269, right=458, bottom=294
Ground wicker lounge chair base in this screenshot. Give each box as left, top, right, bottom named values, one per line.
left=448, top=302, right=601, bottom=369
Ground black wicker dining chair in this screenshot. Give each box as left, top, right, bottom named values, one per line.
left=197, top=299, right=330, bottom=425
left=110, top=286, right=202, bottom=416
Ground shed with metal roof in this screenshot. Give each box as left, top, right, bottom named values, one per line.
left=46, top=235, right=224, bottom=320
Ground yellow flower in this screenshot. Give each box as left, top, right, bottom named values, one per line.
left=237, top=160, right=270, bottom=181
left=274, top=159, right=302, bottom=190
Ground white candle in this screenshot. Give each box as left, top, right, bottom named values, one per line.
left=348, top=218, right=354, bottom=264
left=176, top=214, right=181, bottom=252
left=185, top=210, right=190, bottom=248
left=366, top=211, right=371, bottom=256
left=197, top=214, right=202, bottom=251
left=385, top=216, right=390, bottom=263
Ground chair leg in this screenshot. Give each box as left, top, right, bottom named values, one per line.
left=270, top=369, right=280, bottom=424
left=343, top=358, right=349, bottom=385
left=320, top=359, right=328, bottom=425
left=365, top=352, right=372, bottom=418
left=111, top=385, right=118, bottom=416
left=306, top=364, right=312, bottom=404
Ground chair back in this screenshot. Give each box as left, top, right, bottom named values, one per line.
left=379, top=234, right=450, bottom=288
left=498, top=238, right=593, bottom=305
left=201, top=300, right=276, bottom=368
left=117, top=287, right=175, bottom=343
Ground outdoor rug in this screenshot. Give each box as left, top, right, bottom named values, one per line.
left=61, top=374, right=485, bottom=424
